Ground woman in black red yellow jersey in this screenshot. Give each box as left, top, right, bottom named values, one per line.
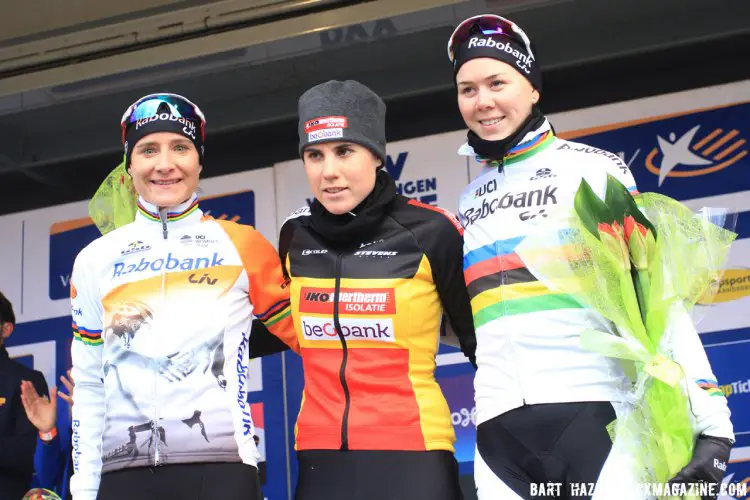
left=275, top=80, right=477, bottom=500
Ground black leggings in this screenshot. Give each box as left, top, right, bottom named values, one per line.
left=96, top=462, right=262, bottom=500
left=476, top=402, right=616, bottom=499
left=295, top=450, right=464, bottom=500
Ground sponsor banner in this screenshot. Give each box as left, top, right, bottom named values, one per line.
left=693, top=238, right=750, bottom=334
left=299, top=287, right=396, bottom=315
left=563, top=102, right=748, bottom=200
left=273, top=129, right=471, bottom=232
left=300, top=316, right=395, bottom=342
left=710, top=269, right=750, bottom=305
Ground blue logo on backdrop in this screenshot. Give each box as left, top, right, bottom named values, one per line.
left=573, top=102, right=748, bottom=200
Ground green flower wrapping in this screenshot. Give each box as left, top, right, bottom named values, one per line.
left=88, top=159, right=138, bottom=235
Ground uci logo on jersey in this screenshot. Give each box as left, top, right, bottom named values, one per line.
left=473, top=179, right=497, bottom=199
left=645, top=124, right=747, bottom=186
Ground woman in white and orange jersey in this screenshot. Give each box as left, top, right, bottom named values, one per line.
left=70, top=93, right=296, bottom=500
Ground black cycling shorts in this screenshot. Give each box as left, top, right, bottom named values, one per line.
left=96, top=462, right=262, bottom=500
left=295, top=449, right=463, bottom=500
left=476, top=401, right=616, bottom=499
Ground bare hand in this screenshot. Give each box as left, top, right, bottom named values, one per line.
left=58, top=370, right=74, bottom=406
left=20, top=381, right=57, bottom=433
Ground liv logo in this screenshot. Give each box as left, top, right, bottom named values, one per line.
left=188, top=273, right=218, bottom=285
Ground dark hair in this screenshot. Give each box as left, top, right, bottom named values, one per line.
left=0, top=291, right=16, bottom=326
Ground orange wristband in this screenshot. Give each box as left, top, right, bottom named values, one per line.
left=39, top=427, right=58, bottom=442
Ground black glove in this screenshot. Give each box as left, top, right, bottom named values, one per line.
left=668, top=435, right=733, bottom=499
left=459, top=337, right=477, bottom=369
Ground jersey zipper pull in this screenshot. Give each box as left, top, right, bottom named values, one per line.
left=496, top=157, right=504, bottom=174
left=159, top=208, right=168, bottom=240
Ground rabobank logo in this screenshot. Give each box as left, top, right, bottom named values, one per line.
left=384, top=152, right=438, bottom=205
left=112, top=253, right=225, bottom=278
left=49, top=190, right=255, bottom=301
left=301, top=316, right=395, bottom=342
left=645, top=124, right=747, bottom=186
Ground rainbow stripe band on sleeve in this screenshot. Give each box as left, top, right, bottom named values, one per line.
left=73, top=321, right=103, bottom=346
left=256, top=299, right=292, bottom=328
left=696, top=378, right=725, bottom=397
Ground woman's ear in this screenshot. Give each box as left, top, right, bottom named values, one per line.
left=373, top=150, right=384, bottom=170
left=1, top=321, right=14, bottom=340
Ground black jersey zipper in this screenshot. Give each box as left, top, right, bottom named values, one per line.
left=333, top=252, right=351, bottom=450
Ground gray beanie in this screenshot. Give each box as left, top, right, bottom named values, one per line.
left=297, top=80, right=386, bottom=164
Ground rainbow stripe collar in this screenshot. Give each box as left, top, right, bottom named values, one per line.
left=137, top=196, right=200, bottom=223
left=504, top=130, right=555, bottom=166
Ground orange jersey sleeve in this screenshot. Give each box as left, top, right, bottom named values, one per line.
left=216, top=220, right=299, bottom=352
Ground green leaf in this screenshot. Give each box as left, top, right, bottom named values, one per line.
left=605, top=174, right=657, bottom=238
left=574, top=178, right=613, bottom=239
